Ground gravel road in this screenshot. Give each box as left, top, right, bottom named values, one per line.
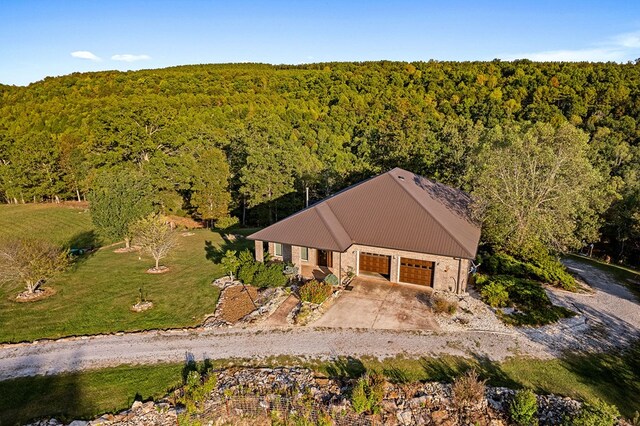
left=0, top=257, right=637, bottom=381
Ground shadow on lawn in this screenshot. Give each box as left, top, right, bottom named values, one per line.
left=420, top=353, right=519, bottom=389
left=204, top=230, right=254, bottom=264
left=0, top=351, right=89, bottom=425
left=559, top=342, right=640, bottom=417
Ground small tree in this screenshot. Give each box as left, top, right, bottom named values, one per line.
left=130, top=213, right=177, bottom=271
left=221, top=250, right=240, bottom=281
left=0, top=238, right=70, bottom=295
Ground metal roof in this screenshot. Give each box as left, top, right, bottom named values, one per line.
left=248, top=168, right=482, bottom=259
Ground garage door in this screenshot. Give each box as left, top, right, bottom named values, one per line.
left=400, top=258, right=434, bottom=286
left=359, top=252, right=391, bottom=276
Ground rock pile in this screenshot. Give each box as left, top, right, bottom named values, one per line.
left=31, top=367, right=617, bottom=426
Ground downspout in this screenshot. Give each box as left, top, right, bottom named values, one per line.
left=456, top=258, right=462, bottom=294
left=339, top=252, right=343, bottom=284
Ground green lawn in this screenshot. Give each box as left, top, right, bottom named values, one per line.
left=0, top=204, right=254, bottom=342
left=568, top=254, right=640, bottom=300
left=3, top=342, right=638, bottom=424
left=0, top=203, right=99, bottom=247
left=0, top=363, right=184, bottom=425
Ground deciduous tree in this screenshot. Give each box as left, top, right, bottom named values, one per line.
left=470, top=122, right=606, bottom=259
left=89, top=167, right=154, bottom=249
left=0, top=238, right=70, bottom=295
left=130, top=213, right=177, bottom=271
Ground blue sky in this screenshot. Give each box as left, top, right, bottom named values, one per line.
left=1, top=0, right=640, bottom=86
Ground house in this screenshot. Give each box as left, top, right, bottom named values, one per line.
left=248, top=168, right=481, bottom=294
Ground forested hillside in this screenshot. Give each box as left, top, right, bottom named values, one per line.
left=1, top=61, right=639, bottom=263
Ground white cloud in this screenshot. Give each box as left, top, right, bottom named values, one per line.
left=70, top=51, right=101, bottom=61
left=111, top=54, right=151, bottom=62
left=501, top=29, right=640, bottom=62
left=611, top=31, right=640, bottom=48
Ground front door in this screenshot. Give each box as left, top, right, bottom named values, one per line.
left=318, top=250, right=333, bottom=267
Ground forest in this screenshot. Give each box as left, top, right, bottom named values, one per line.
left=0, top=60, right=638, bottom=265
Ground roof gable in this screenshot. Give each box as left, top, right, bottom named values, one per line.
left=248, top=168, right=481, bottom=259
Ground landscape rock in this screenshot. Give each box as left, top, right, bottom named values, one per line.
left=48, top=367, right=607, bottom=426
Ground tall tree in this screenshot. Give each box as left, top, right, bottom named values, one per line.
left=470, top=122, right=607, bottom=259
left=89, top=167, right=154, bottom=249
left=190, top=146, right=231, bottom=228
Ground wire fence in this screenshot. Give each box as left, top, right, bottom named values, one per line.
left=183, top=394, right=379, bottom=426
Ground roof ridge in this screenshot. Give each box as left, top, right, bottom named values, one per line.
left=388, top=171, right=474, bottom=258
left=315, top=202, right=351, bottom=251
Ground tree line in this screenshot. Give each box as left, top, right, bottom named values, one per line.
left=0, top=60, right=638, bottom=264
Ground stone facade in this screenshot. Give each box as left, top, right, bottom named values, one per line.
left=255, top=239, right=471, bottom=294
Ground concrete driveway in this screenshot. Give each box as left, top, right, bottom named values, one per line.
left=312, top=278, right=439, bottom=330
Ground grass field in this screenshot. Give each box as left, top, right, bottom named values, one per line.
left=3, top=342, right=638, bottom=424
left=0, top=203, right=99, bottom=247
left=0, top=204, right=254, bottom=342
left=0, top=364, right=184, bottom=425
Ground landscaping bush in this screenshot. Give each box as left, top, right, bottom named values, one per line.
left=567, top=398, right=619, bottom=426
left=235, top=249, right=287, bottom=288
left=451, top=369, right=486, bottom=409
left=237, top=262, right=260, bottom=285
left=431, top=294, right=458, bottom=315
left=323, top=273, right=339, bottom=286
left=350, top=372, right=385, bottom=414
left=238, top=249, right=255, bottom=266
left=299, top=280, right=333, bottom=304
left=480, top=281, right=509, bottom=307
left=510, top=389, right=538, bottom=426
left=253, top=263, right=288, bottom=288
left=480, top=252, right=576, bottom=291
left=476, top=274, right=575, bottom=326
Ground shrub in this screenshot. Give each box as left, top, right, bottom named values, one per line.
left=238, top=249, right=255, bottom=268
left=451, top=369, right=486, bottom=409
left=510, top=389, right=538, bottom=426
left=480, top=252, right=576, bottom=291
left=568, top=398, right=619, bottom=426
left=253, top=263, right=287, bottom=288
left=237, top=262, right=259, bottom=285
left=350, top=372, right=385, bottom=414
left=432, top=294, right=458, bottom=315
left=481, top=281, right=510, bottom=307
left=215, top=215, right=239, bottom=230
left=323, top=273, right=339, bottom=286
left=299, top=280, right=333, bottom=304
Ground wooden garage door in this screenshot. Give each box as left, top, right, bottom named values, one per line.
left=400, top=258, right=434, bottom=286
left=359, top=252, right=391, bottom=275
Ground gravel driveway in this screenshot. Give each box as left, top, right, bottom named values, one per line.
left=0, top=258, right=637, bottom=381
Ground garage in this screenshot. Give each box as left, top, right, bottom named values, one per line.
left=400, top=258, right=434, bottom=286
left=359, top=252, right=391, bottom=277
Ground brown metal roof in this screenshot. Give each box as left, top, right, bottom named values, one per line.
left=248, top=168, right=482, bottom=259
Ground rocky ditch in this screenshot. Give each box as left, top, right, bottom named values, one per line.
left=28, top=367, right=625, bottom=426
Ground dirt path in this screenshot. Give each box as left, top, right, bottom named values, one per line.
left=0, top=257, right=637, bottom=380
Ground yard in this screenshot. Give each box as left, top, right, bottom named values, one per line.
left=0, top=204, right=254, bottom=343
left=0, top=203, right=98, bottom=247
left=2, top=342, right=638, bottom=424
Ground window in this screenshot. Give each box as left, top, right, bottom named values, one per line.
left=274, top=243, right=282, bottom=256
left=301, top=247, right=309, bottom=261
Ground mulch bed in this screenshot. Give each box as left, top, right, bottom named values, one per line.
left=15, top=286, right=56, bottom=302
left=217, top=285, right=260, bottom=323
left=146, top=266, right=170, bottom=274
